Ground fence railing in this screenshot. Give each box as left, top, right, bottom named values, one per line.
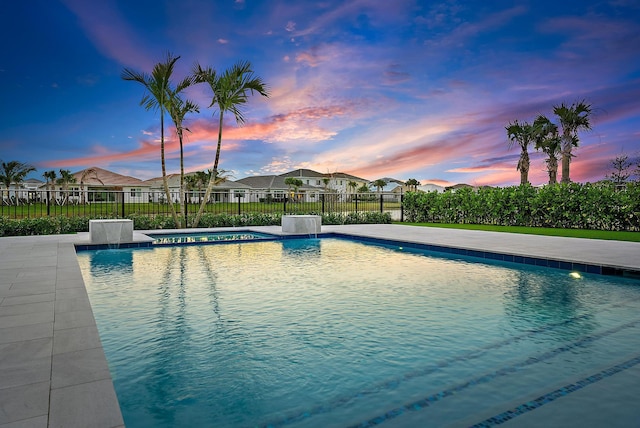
left=0, top=189, right=404, bottom=223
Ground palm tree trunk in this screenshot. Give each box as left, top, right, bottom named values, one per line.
left=178, top=128, right=186, bottom=228
left=519, top=150, right=530, bottom=186
left=548, top=156, right=558, bottom=185
left=560, top=136, right=572, bottom=184
left=160, top=110, right=180, bottom=227
left=192, top=112, right=224, bottom=228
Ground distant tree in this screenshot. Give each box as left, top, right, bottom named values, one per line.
left=284, top=177, right=303, bottom=200
left=405, top=178, right=420, bottom=191
left=372, top=179, right=387, bottom=193
left=634, top=154, right=640, bottom=182
left=79, top=168, right=104, bottom=204
left=553, top=100, right=592, bottom=183
left=606, top=154, right=632, bottom=185
left=347, top=180, right=358, bottom=193
left=322, top=177, right=330, bottom=190
left=506, top=119, right=536, bottom=185
left=191, top=60, right=269, bottom=227
left=122, top=52, right=181, bottom=227
left=533, top=115, right=562, bottom=185
left=43, top=170, right=57, bottom=204
left=357, top=184, right=370, bottom=193
left=0, top=160, right=35, bottom=204
left=56, top=169, right=76, bottom=205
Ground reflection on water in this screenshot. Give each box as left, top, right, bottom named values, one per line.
left=502, top=269, right=599, bottom=341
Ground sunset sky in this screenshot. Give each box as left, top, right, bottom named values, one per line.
left=1, top=0, right=639, bottom=186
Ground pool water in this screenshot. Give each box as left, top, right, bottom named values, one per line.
left=149, top=231, right=276, bottom=245
left=77, top=238, right=640, bottom=427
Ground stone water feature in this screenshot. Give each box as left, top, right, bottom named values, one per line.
left=89, top=219, right=134, bottom=246
left=281, top=215, right=321, bottom=235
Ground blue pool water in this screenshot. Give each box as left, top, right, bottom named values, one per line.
left=77, top=238, right=640, bottom=427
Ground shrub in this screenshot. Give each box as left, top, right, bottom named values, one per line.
left=401, top=182, right=640, bottom=231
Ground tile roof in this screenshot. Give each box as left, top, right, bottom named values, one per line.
left=72, top=167, right=148, bottom=187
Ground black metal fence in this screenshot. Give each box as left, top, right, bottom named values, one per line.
left=0, top=189, right=403, bottom=222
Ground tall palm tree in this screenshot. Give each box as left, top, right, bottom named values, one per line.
left=191, top=60, right=269, bottom=227
left=553, top=100, right=592, bottom=184
left=56, top=169, right=76, bottom=205
left=0, top=160, right=35, bottom=205
left=122, top=52, right=181, bottom=227
left=506, top=119, right=536, bottom=185
left=533, top=115, right=561, bottom=185
left=347, top=180, right=358, bottom=193
left=167, top=87, right=199, bottom=227
left=43, top=170, right=57, bottom=205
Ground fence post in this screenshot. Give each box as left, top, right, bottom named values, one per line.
left=46, top=190, right=51, bottom=216
left=379, top=194, right=383, bottom=213
left=283, top=197, right=287, bottom=214
left=121, top=191, right=125, bottom=218
left=185, top=192, right=188, bottom=228
left=321, top=193, right=325, bottom=214
left=237, top=193, right=241, bottom=215
left=355, top=195, right=358, bottom=213
left=400, top=194, right=404, bottom=222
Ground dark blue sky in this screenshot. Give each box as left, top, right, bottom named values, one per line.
left=1, top=0, right=639, bottom=185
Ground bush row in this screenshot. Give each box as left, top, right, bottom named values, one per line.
left=402, top=182, right=640, bottom=231
left=0, top=211, right=391, bottom=237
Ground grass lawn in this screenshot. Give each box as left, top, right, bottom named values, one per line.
left=397, top=222, right=640, bottom=243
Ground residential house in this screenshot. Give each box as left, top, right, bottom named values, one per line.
left=236, top=174, right=322, bottom=202
left=0, top=178, right=44, bottom=204
left=145, top=173, right=253, bottom=203
left=61, top=167, right=151, bottom=204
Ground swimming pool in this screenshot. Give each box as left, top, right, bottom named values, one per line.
left=77, top=237, right=640, bottom=427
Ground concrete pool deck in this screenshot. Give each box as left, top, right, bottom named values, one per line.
left=1, top=224, right=639, bottom=427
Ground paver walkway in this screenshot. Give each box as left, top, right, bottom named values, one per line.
left=1, top=225, right=639, bottom=427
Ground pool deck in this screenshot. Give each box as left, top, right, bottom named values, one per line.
left=1, top=224, right=639, bottom=427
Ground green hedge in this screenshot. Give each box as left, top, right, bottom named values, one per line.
left=0, top=211, right=391, bottom=237
left=402, top=182, right=640, bottom=231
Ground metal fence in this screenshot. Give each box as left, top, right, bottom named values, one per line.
left=0, top=189, right=404, bottom=222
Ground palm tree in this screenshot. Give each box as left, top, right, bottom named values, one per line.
left=167, top=89, right=199, bottom=227
left=322, top=177, right=330, bottom=190
left=506, top=119, right=536, bottom=185
left=284, top=177, right=303, bottom=201
left=347, top=180, right=358, bottom=193
left=372, top=179, right=387, bottom=193
left=79, top=168, right=104, bottom=204
left=405, top=178, right=420, bottom=192
left=122, top=52, right=181, bottom=227
left=533, top=115, right=561, bottom=185
left=553, top=100, right=592, bottom=183
left=43, top=170, right=57, bottom=205
left=56, top=169, right=76, bottom=205
left=191, top=60, right=269, bottom=227
left=0, top=160, right=35, bottom=205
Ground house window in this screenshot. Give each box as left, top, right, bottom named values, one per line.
left=130, top=188, right=142, bottom=197
left=306, top=180, right=309, bottom=184
left=316, top=180, right=321, bottom=185
left=234, top=190, right=245, bottom=197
